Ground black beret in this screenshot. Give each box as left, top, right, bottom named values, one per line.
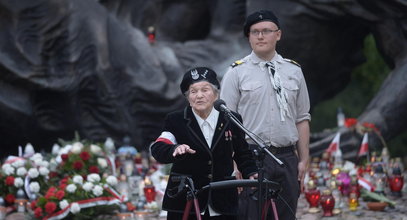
left=243, top=10, right=280, bottom=37
left=180, top=67, right=220, bottom=95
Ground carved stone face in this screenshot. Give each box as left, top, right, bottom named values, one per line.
left=249, top=21, right=281, bottom=60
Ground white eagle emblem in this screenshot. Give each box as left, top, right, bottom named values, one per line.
left=191, top=69, right=199, bottom=80
left=259, top=14, right=263, bottom=19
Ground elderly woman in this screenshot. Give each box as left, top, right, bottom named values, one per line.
left=151, top=67, right=258, bottom=220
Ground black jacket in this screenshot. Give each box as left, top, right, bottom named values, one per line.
left=151, top=106, right=257, bottom=216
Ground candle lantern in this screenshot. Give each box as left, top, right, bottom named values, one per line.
left=331, top=167, right=341, bottom=177
left=123, top=159, right=135, bottom=177
left=388, top=167, right=404, bottom=197
left=147, top=26, right=156, bottom=44
left=370, top=152, right=377, bottom=164
left=319, top=152, right=331, bottom=179
left=373, top=165, right=387, bottom=195
left=349, top=176, right=361, bottom=198
left=364, top=163, right=373, bottom=176
left=320, top=189, right=335, bottom=217
left=348, top=192, right=358, bottom=211
left=329, top=179, right=342, bottom=214
left=308, top=170, right=317, bottom=181
left=337, top=171, right=351, bottom=196
left=304, top=180, right=320, bottom=213
left=15, top=189, right=28, bottom=213
left=392, top=157, right=404, bottom=172
left=316, top=173, right=326, bottom=187
left=117, top=174, right=131, bottom=200
left=143, top=177, right=156, bottom=203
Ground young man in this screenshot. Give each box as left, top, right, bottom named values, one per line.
left=220, top=10, right=311, bottom=220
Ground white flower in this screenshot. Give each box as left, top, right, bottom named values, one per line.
left=29, top=182, right=40, bottom=193
left=37, top=160, right=49, bottom=168
left=59, top=147, right=70, bottom=155
left=66, top=184, right=77, bottom=193
left=12, top=160, right=25, bottom=168
left=30, top=153, right=43, bottom=161
left=59, top=200, right=69, bottom=210
left=14, top=177, right=24, bottom=188
left=2, top=163, right=12, bottom=171
left=28, top=168, right=39, bottom=178
left=52, top=144, right=61, bottom=155
left=70, top=202, right=81, bottom=214
left=39, top=167, right=49, bottom=176
left=3, top=165, right=15, bottom=175
left=82, top=182, right=94, bottom=192
left=55, top=155, right=62, bottom=164
left=33, top=159, right=43, bottom=166
left=49, top=159, right=58, bottom=170
left=71, top=142, right=83, bottom=154
left=87, top=174, right=101, bottom=183
left=97, top=158, right=108, bottom=168
left=106, top=176, right=118, bottom=186
left=90, top=144, right=102, bottom=154
left=92, top=185, right=104, bottom=196
left=72, top=175, right=83, bottom=185
left=16, top=167, right=27, bottom=176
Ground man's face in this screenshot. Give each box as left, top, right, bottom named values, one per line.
left=249, top=21, right=281, bottom=58
left=187, top=81, right=218, bottom=116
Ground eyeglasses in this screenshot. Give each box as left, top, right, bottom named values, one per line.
left=249, top=29, right=279, bottom=36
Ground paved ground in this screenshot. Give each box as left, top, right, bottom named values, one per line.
left=296, top=192, right=407, bottom=220
left=5, top=192, right=406, bottom=220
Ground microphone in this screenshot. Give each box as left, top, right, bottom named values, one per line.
left=214, top=99, right=232, bottom=114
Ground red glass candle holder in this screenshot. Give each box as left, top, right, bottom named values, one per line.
left=143, top=185, right=156, bottom=203
left=147, top=26, right=156, bottom=44
left=305, top=188, right=321, bottom=213
left=320, top=190, right=335, bottom=217
left=388, top=175, right=404, bottom=197
left=305, top=180, right=320, bottom=213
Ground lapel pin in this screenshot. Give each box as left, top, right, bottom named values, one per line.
left=218, top=123, right=223, bottom=130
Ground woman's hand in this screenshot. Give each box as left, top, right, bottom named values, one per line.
left=172, top=144, right=196, bottom=157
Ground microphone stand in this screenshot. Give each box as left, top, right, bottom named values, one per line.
left=222, top=110, right=283, bottom=220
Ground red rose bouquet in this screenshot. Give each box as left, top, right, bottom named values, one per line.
left=31, top=173, right=121, bottom=220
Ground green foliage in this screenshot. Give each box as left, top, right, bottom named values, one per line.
left=361, top=188, right=396, bottom=207
left=311, top=34, right=407, bottom=157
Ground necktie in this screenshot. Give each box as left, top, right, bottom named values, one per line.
left=266, top=61, right=280, bottom=94
left=264, top=61, right=290, bottom=121
left=266, top=62, right=275, bottom=76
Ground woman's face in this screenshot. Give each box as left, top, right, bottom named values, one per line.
left=187, top=81, right=218, bottom=118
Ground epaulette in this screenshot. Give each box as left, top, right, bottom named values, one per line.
left=284, top=58, right=301, bottom=67
left=231, top=60, right=244, bottom=68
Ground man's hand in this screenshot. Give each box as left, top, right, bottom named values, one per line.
left=172, top=144, right=196, bottom=157
left=298, top=161, right=307, bottom=193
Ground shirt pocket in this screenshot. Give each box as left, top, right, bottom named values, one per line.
left=282, top=80, right=299, bottom=103
left=241, top=81, right=263, bottom=104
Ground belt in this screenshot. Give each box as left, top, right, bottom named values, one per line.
left=267, top=145, right=295, bottom=155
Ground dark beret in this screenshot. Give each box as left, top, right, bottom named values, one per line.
left=243, top=10, right=280, bottom=37
left=180, top=67, right=220, bottom=95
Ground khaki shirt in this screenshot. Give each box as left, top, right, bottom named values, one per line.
left=220, top=51, right=311, bottom=147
